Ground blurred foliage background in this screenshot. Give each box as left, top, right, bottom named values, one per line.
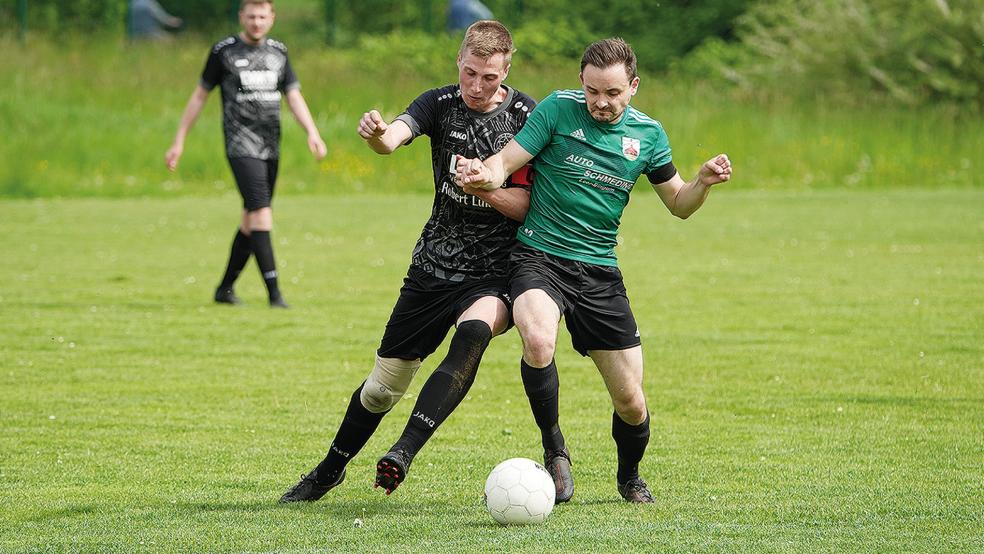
left=0, top=0, right=981, bottom=197
left=4, top=0, right=982, bottom=108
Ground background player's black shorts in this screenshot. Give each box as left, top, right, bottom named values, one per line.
left=228, top=157, right=279, bottom=211
left=509, top=244, right=640, bottom=356
left=377, top=266, right=512, bottom=361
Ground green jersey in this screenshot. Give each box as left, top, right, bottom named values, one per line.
left=513, top=90, right=675, bottom=266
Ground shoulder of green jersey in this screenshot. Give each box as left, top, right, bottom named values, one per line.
left=627, top=107, right=662, bottom=128
left=554, top=90, right=586, bottom=103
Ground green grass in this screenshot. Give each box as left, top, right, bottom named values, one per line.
left=2, top=189, right=982, bottom=552
left=1, top=35, right=981, bottom=198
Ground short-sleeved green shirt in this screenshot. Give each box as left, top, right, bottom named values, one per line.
left=513, top=90, right=673, bottom=266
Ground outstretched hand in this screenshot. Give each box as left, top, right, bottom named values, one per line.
left=698, top=154, right=732, bottom=186
left=358, top=110, right=388, bottom=140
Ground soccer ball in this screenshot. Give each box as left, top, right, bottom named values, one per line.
left=483, top=457, right=556, bottom=525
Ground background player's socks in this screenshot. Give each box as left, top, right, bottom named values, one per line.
left=314, top=383, right=387, bottom=483
left=248, top=230, right=282, bottom=302
left=218, top=229, right=251, bottom=290
left=521, top=359, right=566, bottom=451
left=391, top=321, right=493, bottom=460
left=612, top=412, right=650, bottom=483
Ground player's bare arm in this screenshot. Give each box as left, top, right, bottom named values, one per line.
left=652, top=153, right=732, bottom=219
left=357, top=110, right=413, bottom=155
left=455, top=140, right=534, bottom=190
left=165, top=85, right=210, bottom=171
left=285, top=89, right=327, bottom=160
left=462, top=184, right=531, bottom=222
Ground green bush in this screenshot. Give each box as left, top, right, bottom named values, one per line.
left=681, top=0, right=984, bottom=108
left=7, top=0, right=126, bottom=32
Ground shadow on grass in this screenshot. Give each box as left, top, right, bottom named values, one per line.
left=181, top=496, right=437, bottom=519
left=14, top=504, right=98, bottom=524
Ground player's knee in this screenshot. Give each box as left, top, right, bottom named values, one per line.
left=613, top=394, right=647, bottom=425
left=360, top=355, right=421, bottom=413
left=521, top=331, right=556, bottom=367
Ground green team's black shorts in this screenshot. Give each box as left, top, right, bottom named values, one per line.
left=509, top=244, right=640, bottom=356
left=377, top=265, right=511, bottom=361
left=228, top=156, right=279, bottom=211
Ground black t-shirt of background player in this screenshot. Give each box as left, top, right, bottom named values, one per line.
left=200, top=35, right=299, bottom=160
left=395, top=84, right=536, bottom=282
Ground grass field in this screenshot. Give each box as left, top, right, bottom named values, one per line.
left=2, top=189, right=981, bottom=552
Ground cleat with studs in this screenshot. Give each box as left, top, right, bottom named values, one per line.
left=374, top=449, right=412, bottom=495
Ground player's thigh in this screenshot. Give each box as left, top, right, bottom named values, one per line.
left=566, top=265, right=640, bottom=355
left=457, top=295, right=510, bottom=335
left=378, top=269, right=458, bottom=361
left=513, top=288, right=562, bottom=345
left=228, top=157, right=273, bottom=212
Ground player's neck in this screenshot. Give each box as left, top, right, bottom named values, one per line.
left=239, top=32, right=266, bottom=46
left=471, top=85, right=509, bottom=113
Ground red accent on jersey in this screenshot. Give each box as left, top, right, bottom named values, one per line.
left=510, top=164, right=533, bottom=186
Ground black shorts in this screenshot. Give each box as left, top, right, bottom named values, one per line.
left=377, top=266, right=512, bottom=361
left=509, top=244, right=640, bottom=356
left=228, top=157, right=279, bottom=211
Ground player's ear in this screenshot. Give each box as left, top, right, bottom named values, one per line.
left=629, top=76, right=640, bottom=96
left=578, top=72, right=584, bottom=86
left=501, top=63, right=511, bottom=81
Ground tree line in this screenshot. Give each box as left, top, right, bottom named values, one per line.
left=4, top=0, right=981, bottom=108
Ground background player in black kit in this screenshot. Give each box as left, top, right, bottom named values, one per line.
left=165, top=0, right=326, bottom=308
left=280, top=21, right=544, bottom=501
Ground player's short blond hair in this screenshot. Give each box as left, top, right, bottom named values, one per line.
left=240, top=0, right=273, bottom=10
left=458, top=20, right=515, bottom=65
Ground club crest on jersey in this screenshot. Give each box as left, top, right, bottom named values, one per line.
left=622, top=137, right=641, bottom=161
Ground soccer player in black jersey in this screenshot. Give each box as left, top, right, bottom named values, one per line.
left=279, top=21, right=549, bottom=502
left=165, top=0, right=326, bottom=308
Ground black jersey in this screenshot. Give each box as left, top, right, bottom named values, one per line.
left=396, top=84, right=536, bottom=282
left=200, top=35, right=299, bottom=160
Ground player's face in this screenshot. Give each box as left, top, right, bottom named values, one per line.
left=239, top=2, right=275, bottom=43
left=457, top=51, right=510, bottom=113
left=580, top=63, right=639, bottom=123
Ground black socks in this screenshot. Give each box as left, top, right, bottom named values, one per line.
left=218, top=229, right=251, bottom=289
left=612, top=411, right=650, bottom=484
left=248, top=230, right=281, bottom=301
left=521, top=359, right=566, bottom=452
left=391, top=320, right=493, bottom=461
left=314, top=383, right=387, bottom=483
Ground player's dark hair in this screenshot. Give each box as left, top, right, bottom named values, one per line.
left=459, top=20, right=515, bottom=65
left=580, top=38, right=637, bottom=81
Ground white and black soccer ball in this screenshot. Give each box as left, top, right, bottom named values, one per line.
left=483, top=457, right=555, bottom=525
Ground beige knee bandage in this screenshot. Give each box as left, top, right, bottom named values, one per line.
left=360, top=355, right=422, bottom=413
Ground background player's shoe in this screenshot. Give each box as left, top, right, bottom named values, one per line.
left=269, top=295, right=289, bottom=309
left=375, top=448, right=412, bottom=495
left=617, top=477, right=655, bottom=503
left=279, top=468, right=345, bottom=503
left=214, top=287, right=242, bottom=305
left=544, top=447, right=574, bottom=503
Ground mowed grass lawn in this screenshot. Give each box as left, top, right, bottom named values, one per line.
left=1, top=189, right=981, bottom=552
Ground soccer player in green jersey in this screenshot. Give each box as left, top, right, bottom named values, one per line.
left=455, top=38, right=732, bottom=503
